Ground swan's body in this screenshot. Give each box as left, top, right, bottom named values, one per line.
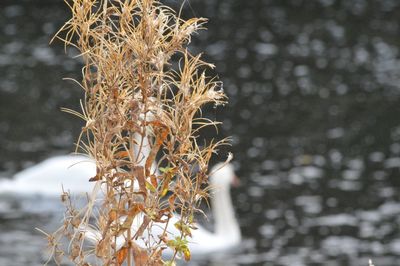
left=0, top=155, right=96, bottom=197
left=83, top=163, right=241, bottom=257
left=0, top=154, right=240, bottom=255
left=0, top=123, right=157, bottom=197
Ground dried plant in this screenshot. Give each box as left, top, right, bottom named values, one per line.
left=46, top=0, right=229, bottom=265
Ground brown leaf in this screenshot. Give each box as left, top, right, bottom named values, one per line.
left=89, top=173, right=101, bottom=182
left=160, top=172, right=173, bottom=197
left=95, top=238, right=110, bottom=258
left=150, top=174, right=158, bottom=188
left=117, top=215, right=134, bottom=236
left=114, top=150, right=130, bottom=159
left=116, top=246, right=129, bottom=266
left=89, top=166, right=103, bottom=182
left=109, top=209, right=118, bottom=222
left=134, top=166, right=147, bottom=196
left=128, top=203, right=144, bottom=216
left=116, top=204, right=144, bottom=236
left=124, top=120, right=140, bottom=131
left=168, top=194, right=176, bottom=211
left=133, top=215, right=151, bottom=239
left=145, top=121, right=169, bottom=176
left=131, top=242, right=149, bottom=265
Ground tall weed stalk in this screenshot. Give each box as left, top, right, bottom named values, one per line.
left=46, top=0, right=229, bottom=265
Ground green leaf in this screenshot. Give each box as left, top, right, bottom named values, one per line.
left=163, top=260, right=176, bottom=266
left=145, top=181, right=157, bottom=193
left=174, top=221, right=192, bottom=237
left=159, top=166, right=172, bottom=173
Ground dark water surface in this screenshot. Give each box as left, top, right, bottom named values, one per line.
left=2, top=0, right=400, bottom=265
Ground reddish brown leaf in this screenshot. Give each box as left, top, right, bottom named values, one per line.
left=114, top=150, right=130, bottom=159
left=150, top=174, right=158, bottom=188
left=116, top=246, right=128, bottom=265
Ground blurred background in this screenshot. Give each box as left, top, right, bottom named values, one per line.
left=1, top=0, right=400, bottom=265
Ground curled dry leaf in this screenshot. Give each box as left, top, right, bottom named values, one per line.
left=116, top=246, right=129, bottom=266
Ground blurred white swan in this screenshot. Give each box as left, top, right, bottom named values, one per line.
left=0, top=130, right=156, bottom=197
left=82, top=163, right=241, bottom=256
left=0, top=155, right=96, bottom=197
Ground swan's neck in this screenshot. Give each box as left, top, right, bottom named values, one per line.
left=133, top=132, right=151, bottom=165
left=211, top=185, right=240, bottom=243
left=133, top=131, right=160, bottom=175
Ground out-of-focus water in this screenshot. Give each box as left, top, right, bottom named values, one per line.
left=2, top=0, right=400, bottom=265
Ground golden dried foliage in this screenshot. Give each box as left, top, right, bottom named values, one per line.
left=47, top=0, right=229, bottom=265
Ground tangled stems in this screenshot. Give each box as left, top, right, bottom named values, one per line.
left=47, top=0, right=229, bottom=265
